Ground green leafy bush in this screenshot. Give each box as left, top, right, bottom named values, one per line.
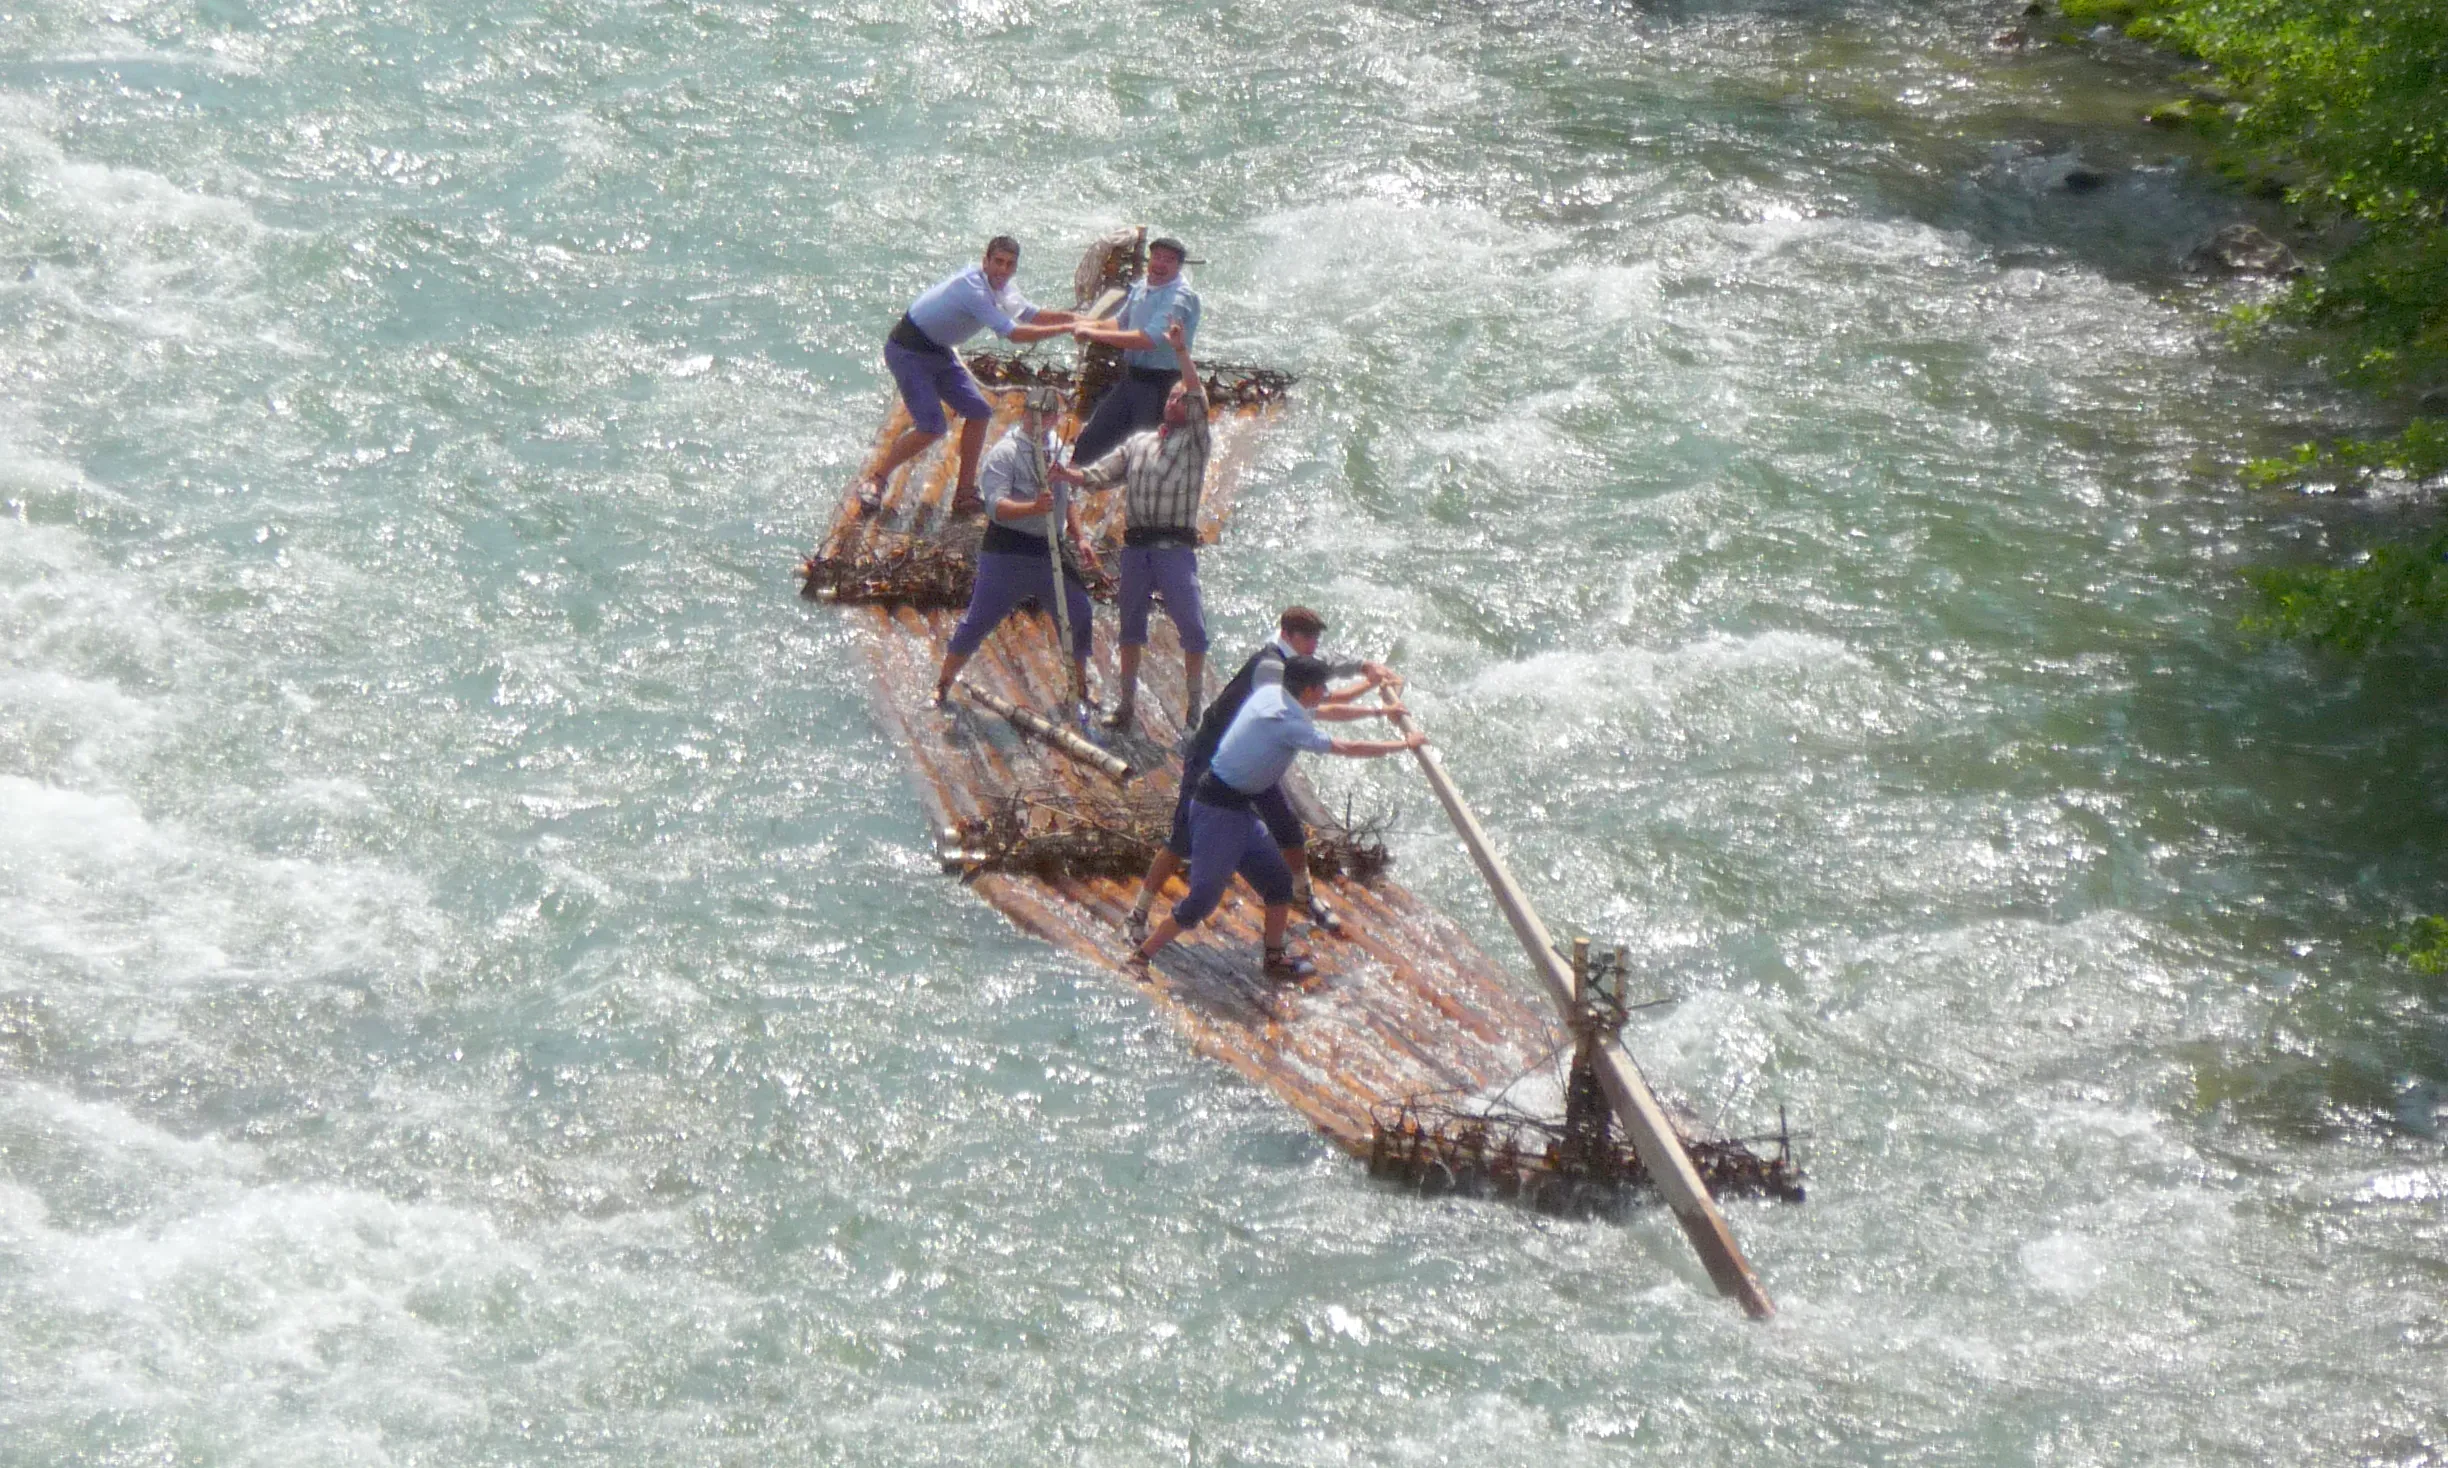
left=2130, top=0, right=2447, bottom=378
left=2243, top=528, right=2448, bottom=653
left=2394, top=916, right=2448, bottom=975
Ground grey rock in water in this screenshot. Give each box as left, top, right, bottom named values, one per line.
left=2186, top=223, right=2303, bottom=277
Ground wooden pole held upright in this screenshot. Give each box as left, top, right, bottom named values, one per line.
left=1379, top=691, right=1775, bottom=1320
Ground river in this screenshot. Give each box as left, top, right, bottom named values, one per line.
left=2, top=0, right=2442, bottom=1462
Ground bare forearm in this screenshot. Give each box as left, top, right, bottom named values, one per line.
left=992, top=491, right=1055, bottom=522
left=1328, top=737, right=1410, bottom=757
left=1314, top=702, right=1399, bottom=723
left=1007, top=321, right=1073, bottom=344
left=1076, top=324, right=1158, bottom=350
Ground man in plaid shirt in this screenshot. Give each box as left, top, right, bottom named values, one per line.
left=1054, top=319, right=1210, bottom=730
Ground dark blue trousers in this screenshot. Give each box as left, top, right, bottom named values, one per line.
left=1172, top=797, right=1297, bottom=929
left=1072, top=368, right=1177, bottom=467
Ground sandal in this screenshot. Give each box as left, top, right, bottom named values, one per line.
left=1125, top=907, right=1150, bottom=943
left=1261, top=946, right=1317, bottom=984
left=854, top=479, right=885, bottom=515
left=1098, top=703, right=1136, bottom=731
left=1305, top=892, right=1347, bottom=937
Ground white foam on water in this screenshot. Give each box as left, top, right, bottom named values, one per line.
left=0, top=517, right=186, bottom=777
left=0, top=1088, right=502, bottom=1450
left=31, top=26, right=249, bottom=71
left=0, top=95, right=265, bottom=253
left=1541, top=258, right=1665, bottom=328
left=0, top=1077, right=778, bottom=1458
left=1463, top=630, right=1870, bottom=718
left=2354, top=1168, right=2446, bottom=1205
left=550, top=108, right=631, bottom=175
left=0, top=432, right=102, bottom=510
left=0, top=775, right=446, bottom=994
left=2018, top=1231, right=2108, bottom=1297
left=1244, top=195, right=1566, bottom=326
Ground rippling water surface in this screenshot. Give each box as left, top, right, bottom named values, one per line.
left=3, top=0, right=2443, bottom=1462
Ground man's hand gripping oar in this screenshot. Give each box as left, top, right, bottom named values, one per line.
left=1038, top=415, right=1101, bottom=721
left=1040, top=423, right=1081, bottom=719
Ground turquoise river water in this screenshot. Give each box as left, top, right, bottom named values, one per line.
left=1, top=0, right=2443, bottom=1462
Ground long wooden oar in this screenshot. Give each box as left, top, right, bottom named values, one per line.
left=1378, top=689, right=1775, bottom=1319
left=1038, top=426, right=1082, bottom=713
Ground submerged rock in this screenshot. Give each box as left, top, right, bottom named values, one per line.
left=2186, top=223, right=2303, bottom=277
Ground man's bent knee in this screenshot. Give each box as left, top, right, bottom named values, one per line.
left=1169, top=889, right=1224, bottom=930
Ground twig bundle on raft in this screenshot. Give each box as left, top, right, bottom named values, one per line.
left=967, top=353, right=1297, bottom=409
left=804, top=524, right=1120, bottom=608
left=949, top=784, right=1393, bottom=883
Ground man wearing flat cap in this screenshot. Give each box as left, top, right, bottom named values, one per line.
left=1067, top=235, right=1202, bottom=467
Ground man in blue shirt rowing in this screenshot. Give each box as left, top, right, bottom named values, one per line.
left=1066, top=235, right=1202, bottom=468
left=860, top=236, right=1080, bottom=515
left=1127, top=656, right=1425, bottom=984
left=1125, top=607, right=1393, bottom=943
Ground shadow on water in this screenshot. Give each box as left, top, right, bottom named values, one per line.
left=1482, top=3, right=2445, bottom=1134
left=1993, top=611, right=2448, bottom=1138
left=1511, top=0, right=2294, bottom=288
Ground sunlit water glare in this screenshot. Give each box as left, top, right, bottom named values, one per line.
left=2, top=1, right=2442, bottom=1463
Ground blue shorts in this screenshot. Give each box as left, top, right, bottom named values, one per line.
left=1171, top=797, right=1297, bottom=929
left=947, top=550, right=1093, bottom=663
left=884, top=340, right=992, bottom=437
left=1117, top=545, right=1207, bottom=652
left=1166, top=762, right=1301, bottom=858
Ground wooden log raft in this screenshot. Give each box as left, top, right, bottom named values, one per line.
left=804, top=329, right=1796, bottom=1312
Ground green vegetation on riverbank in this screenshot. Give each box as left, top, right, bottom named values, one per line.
left=2064, top=0, right=2446, bottom=649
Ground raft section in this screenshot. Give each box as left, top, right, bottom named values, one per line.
left=803, top=353, right=1799, bottom=1309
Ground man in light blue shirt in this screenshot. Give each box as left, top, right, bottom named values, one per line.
left=1067, top=235, right=1203, bottom=466
left=1124, top=607, right=1394, bottom=943
left=861, top=236, right=1079, bottom=515
left=1128, top=657, right=1425, bottom=984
